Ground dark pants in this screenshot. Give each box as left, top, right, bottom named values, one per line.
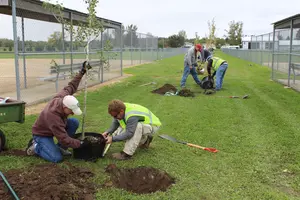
left=33, top=118, right=79, bottom=163
left=180, top=64, right=201, bottom=87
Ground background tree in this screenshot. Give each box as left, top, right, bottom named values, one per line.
left=225, top=20, right=243, bottom=46
left=48, top=31, right=63, bottom=51
left=206, top=18, right=217, bottom=49
left=167, top=34, right=184, bottom=48
left=216, top=38, right=226, bottom=49
left=124, top=24, right=139, bottom=48
left=43, top=0, right=104, bottom=138
left=178, top=30, right=187, bottom=40
left=194, top=32, right=201, bottom=45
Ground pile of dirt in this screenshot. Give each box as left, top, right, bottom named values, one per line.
left=151, top=84, right=177, bottom=95
left=104, top=164, right=175, bottom=194
left=178, top=88, right=195, bottom=97
left=152, top=84, right=195, bottom=97
left=0, top=163, right=96, bottom=200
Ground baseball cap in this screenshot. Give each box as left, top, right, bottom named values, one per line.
left=195, top=44, right=202, bottom=51
left=62, top=95, right=82, bottom=115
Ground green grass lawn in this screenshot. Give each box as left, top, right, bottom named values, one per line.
left=1, top=51, right=300, bottom=199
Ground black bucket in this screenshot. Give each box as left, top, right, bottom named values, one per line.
left=73, top=132, right=106, bottom=162
left=200, top=76, right=214, bottom=90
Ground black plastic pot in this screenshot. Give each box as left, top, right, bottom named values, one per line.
left=200, top=76, right=214, bottom=90
left=73, top=132, right=106, bottom=162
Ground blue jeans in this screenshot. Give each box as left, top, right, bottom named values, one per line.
left=215, top=63, right=228, bottom=90
left=180, top=64, right=201, bottom=87
left=33, top=118, right=79, bottom=163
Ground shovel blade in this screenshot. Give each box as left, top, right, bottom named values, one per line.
left=159, top=134, right=185, bottom=144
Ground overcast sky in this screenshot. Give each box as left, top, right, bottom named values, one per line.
left=0, top=0, right=299, bottom=41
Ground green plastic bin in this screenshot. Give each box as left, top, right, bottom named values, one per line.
left=0, top=97, right=26, bottom=151
left=0, top=100, right=26, bottom=124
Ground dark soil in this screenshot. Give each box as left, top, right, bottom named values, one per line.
left=85, top=135, right=105, bottom=144
left=151, top=84, right=177, bottom=95
left=0, top=149, right=27, bottom=157
left=0, top=163, right=96, bottom=200
left=178, top=88, right=195, bottom=97
left=104, top=164, right=175, bottom=194
left=152, top=84, right=195, bottom=97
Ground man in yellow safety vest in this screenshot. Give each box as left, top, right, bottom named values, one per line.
left=202, top=49, right=228, bottom=90
left=102, top=99, right=162, bottom=160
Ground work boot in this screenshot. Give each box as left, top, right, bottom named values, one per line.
left=111, top=151, right=132, bottom=160
left=59, top=147, right=72, bottom=156
left=26, top=138, right=36, bottom=156
left=139, top=135, right=153, bottom=149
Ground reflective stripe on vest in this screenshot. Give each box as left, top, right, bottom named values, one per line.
left=118, top=103, right=161, bottom=129
left=124, top=110, right=153, bottom=124
left=212, top=57, right=226, bottom=71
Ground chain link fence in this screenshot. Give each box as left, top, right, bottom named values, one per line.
left=222, top=20, right=300, bottom=91
left=0, top=0, right=185, bottom=105
left=221, top=33, right=273, bottom=68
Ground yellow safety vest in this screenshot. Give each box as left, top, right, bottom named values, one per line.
left=118, top=103, right=162, bottom=129
left=212, top=57, right=226, bottom=71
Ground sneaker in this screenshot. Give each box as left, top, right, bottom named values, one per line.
left=26, top=138, right=36, bottom=156
left=59, top=147, right=72, bottom=156
left=111, top=151, right=132, bottom=160
left=139, top=135, right=153, bottom=149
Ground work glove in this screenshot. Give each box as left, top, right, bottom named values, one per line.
left=80, top=61, right=92, bottom=75
left=79, top=138, right=91, bottom=148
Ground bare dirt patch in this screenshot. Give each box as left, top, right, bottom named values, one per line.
left=104, top=164, right=175, bottom=194
left=151, top=84, right=177, bottom=95
left=152, top=84, right=195, bottom=97
left=0, top=149, right=27, bottom=157
left=0, top=163, right=96, bottom=200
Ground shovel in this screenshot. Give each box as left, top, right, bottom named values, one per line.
left=216, top=94, right=249, bottom=99
left=159, top=134, right=218, bottom=153
left=0, top=171, right=20, bottom=200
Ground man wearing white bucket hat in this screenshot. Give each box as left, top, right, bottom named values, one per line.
left=26, top=61, right=92, bottom=163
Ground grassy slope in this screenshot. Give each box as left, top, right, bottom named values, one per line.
left=1, top=51, right=300, bottom=199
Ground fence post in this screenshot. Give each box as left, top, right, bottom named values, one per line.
left=261, top=35, right=263, bottom=65
left=162, top=38, right=164, bottom=59
left=100, top=31, right=104, bottom=82
left=130, top=30, right=133, bottom=65
left=156, top=36, right=159, bottom=60
left=250, top=36, right=253, bottom=62
left=268, top=33, right=270, bottom=68
left=271, top=27, right=276, bottom=80
left=146, top=36, right=148, bottom=61
left=70, top=12, right=73, bottom=76
left=12, top=0, right=21, bottom=100
left=21, top=16, right=27, bottom=89
left=62, top=23, right=65, bottom=64
left=120, top=26, right=123, bottom=76
left=288, top=19, right=294, bottom=87
left=139, top=33, right=142, bottom=64
left=151, top=36, right=154, bottom=61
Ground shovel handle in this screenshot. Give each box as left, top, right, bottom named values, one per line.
left=187, top=143, right=205, bottom=149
